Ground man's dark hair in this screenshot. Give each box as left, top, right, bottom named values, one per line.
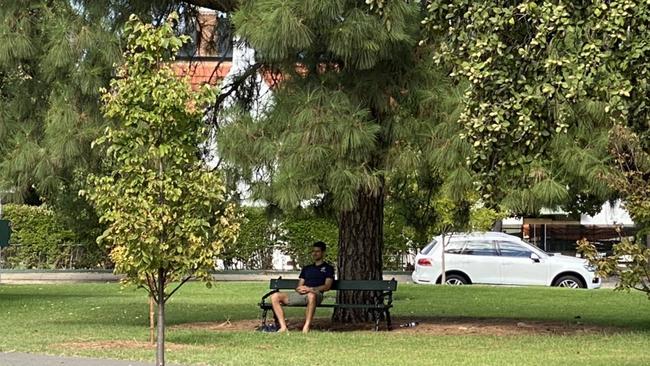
left=313, top=241, right=327, bottom=251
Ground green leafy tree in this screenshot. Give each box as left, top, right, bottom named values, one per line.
left=426, top=1, right=650, bottom=290
left=387, top=168, right=443, bottom=249
left=578, top=234, right=650, bottom=298
left=424, top=1, right=616, bottom=216
left=218, top=0, right=460, bottom=321
left=84, top=15, right=239, bottom=366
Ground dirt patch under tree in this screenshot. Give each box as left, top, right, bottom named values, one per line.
left=171, top=316, right=621, bottom=336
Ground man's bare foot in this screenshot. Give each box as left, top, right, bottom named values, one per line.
left=278, top=327, right=289, bottom=333
left=302, top=326, right=310, bottom=334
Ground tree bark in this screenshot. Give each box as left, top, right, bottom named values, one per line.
left=156, top=269, right=165, bottom=366
left=333, top=185, right=384, bottom=323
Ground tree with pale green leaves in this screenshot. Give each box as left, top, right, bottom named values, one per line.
left=84, top=14, right=239, bottom=366
left=425, top=0, right=649, bottom=292
left=423, top=1, right=621, bottom=216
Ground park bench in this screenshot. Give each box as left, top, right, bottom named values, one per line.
left=259, top=277, right=398, bottom=331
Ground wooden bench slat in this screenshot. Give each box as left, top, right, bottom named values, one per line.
left=270, top=279, right=397, bottom=291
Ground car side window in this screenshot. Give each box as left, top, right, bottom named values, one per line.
left=461, top=240, right=498, bottom=256
left=498, top=241, right=532, bottom=257
left=444, top=241, right=465, bottom=254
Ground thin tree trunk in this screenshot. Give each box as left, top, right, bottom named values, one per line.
left=149, top=296, right=155, bottom=344
left=333, top=185, right=384, bottom=323
left=491, top=219, right=503, bottom=232
left=156, top=269, right=165, bottom=366
left=440, top=232, right=446, bottom=285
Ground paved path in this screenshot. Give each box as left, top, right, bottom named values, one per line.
left=0, top=271, right=616, bottom=287
left=0, top=352, right=160, bottom=366
left=0, top=270, right=413, bottom=285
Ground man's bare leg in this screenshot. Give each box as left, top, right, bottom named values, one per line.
left=303, top=292, right=317, bottom=333
left=270, top=292, right=289, bottom=332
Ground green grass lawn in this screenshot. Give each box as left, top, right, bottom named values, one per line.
left=1, top=282, right=649, bottom=365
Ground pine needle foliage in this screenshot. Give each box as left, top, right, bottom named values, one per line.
left=220, top=0, right=464, bottom=213
left=0, top=1, right=121, bottom=201
left=0, top=1, right=200, bottom=203
left=0, top=1, right=207, bottom=249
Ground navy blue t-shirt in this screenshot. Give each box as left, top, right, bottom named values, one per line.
left=299, top=263, right=335, bottom=288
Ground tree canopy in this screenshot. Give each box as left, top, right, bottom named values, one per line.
left=216, top=0, right=470, bottom=321
left=0, top=1, right=216, bottom=203
left=424, top=0, right=623, bottom=216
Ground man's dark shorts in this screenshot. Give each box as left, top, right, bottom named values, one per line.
left=287, top=291, right=324, bottom=306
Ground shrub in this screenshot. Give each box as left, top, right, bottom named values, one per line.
left=283, top=215, right=339, bottom=269
left=221, top=207, right=284, bottom=270
left=222, top=207, right=415, bottom=270
left=383, top=205, right=413, bottom=270
left=2, top=204, right=77, bottom=269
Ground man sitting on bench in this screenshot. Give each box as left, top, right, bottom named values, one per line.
left=270, top=241, right=335, bottom=333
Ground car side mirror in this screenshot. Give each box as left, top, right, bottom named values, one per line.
left=530, top=253, right=541, bottom=263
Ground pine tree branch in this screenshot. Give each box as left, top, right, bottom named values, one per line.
left=209, top=62, right=263, bottom=127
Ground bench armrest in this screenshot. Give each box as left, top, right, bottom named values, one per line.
left=259, top=289, right=279, bottom=306
left=383, top=290, right=394, bottom=306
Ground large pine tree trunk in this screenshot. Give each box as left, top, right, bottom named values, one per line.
left=333, top=186, right=384, bottom=323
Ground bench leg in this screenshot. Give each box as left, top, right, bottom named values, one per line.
left=260, top=308, right=268, bottom=327
left=374, top=310, right=380, bottom=331
left=272, top=311, right=280, bottom=328
left=385, top=309, right=392, bottom=331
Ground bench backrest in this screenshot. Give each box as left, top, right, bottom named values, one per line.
left=269, top=278, right=397, bottom=292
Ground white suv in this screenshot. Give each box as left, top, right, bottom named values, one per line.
left=412, top=232, right=601, bottom=289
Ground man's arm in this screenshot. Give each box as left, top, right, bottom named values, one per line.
left=311, top=278, right=333, bottom=293
left=295, top=278, right=307, bottom=293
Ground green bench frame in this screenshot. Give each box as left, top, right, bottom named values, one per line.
left=259, top=277, right=398, bottom=331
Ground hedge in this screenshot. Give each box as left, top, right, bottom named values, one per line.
left=221, top=207, right=414, bottom=270
left=1, top=204, right=106, bottom=269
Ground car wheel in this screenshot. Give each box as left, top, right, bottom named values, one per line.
left=444, top=274, right=468, bottom=285
left=553, top=275, right=585, bottom=289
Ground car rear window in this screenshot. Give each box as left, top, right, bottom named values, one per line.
left=420, top=240, right=437, bottom=255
